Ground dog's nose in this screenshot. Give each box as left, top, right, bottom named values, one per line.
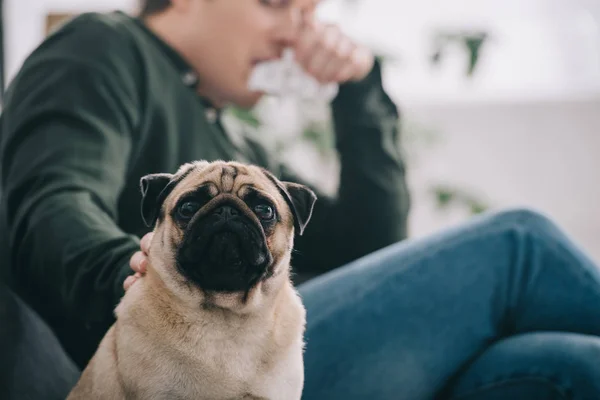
left=214, top=205, right=239, bottom=220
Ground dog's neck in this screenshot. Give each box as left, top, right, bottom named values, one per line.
left=118, top=260, right=294, bottom=327
left=114, top=262, right=304, bottom=362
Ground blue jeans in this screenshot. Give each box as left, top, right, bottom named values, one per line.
left=2, top=209, right=599, bottom=399
left=299, top=209, right=600, bottom=399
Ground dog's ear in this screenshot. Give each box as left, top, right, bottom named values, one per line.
left=261, top=169, right=317, bottom=236
left=280, top=182, right=318, bottom=236
left=140, top=173, right=175, bottom=228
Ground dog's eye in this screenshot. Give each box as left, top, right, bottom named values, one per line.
left=254, top=204, right=275, bottom=220
left=178, top=201, right=201, bottom=219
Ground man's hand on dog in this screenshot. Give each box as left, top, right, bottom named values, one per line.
left=124, top=232, right=152, bottom=291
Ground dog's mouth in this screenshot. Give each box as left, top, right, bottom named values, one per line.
left=176, top=207, right=273, bottom=293
left=208, top=232, right=243, bottom=267
left=206, top=230, right=267, bottom=270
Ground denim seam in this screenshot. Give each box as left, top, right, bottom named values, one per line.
left=448, top=376, right=570, bottom=400
left=525, top=224, right=600, bottom=298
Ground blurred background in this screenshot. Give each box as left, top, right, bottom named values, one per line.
left=2, top=0, right=599, bottom=262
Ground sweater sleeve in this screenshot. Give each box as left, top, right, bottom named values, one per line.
left=0, top=40, right=142, bottom=366
left=281, top=60, right=411, bottom=277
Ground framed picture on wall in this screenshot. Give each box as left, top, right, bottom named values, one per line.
left=45, top=13, right=76, bottom=36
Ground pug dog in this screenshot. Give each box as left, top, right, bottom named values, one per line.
left=67, top=160, right=317, bottom=400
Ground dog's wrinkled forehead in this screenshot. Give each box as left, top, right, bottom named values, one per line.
left=167, top=161, right=279, bottom=206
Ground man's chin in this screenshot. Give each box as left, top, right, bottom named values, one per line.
left=197, top=87, right=264, bottom=109
left=228, top=90, right=265, bottom=109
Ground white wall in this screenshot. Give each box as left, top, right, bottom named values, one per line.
left=403, top=98, right=600, bottom=263
left=349, top=0, right=600, bottom=103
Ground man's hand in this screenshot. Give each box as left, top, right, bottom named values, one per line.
left=124, top=232, right=153, bottom=291
left=294, top=19, right=375, bottom=84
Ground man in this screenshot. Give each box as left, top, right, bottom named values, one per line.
left=0, top=0, right=409, bottom=396
left=3, top=1, right=600, bottom=400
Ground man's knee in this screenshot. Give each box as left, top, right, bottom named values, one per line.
left=487, top=207, right=557, bottom=233
left=476, top=207, right=571, bottom=250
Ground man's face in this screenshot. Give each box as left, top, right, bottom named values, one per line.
left=178, top=0, right=319, bottom=108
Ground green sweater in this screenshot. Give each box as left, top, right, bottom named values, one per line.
left=0, top=11, right=410, bottom=368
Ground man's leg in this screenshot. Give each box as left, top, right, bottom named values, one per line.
left=297, top=209, right=600, bottom=400
left=0, top=283, right=80, bottom=400
left=440, top=332, right=600, bottom=400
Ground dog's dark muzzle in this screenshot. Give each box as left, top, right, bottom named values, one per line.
left=176, top=203, right=273, bottom=293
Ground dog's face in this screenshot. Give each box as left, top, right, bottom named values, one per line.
left=138, top=161, right=316, bottom=311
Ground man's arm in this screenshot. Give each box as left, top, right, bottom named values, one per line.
left=1, top=41, right=141, bottom=366
left=282, top=60, right=411, bottom=275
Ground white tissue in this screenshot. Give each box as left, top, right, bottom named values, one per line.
left=247, top=48, right=339, bottom=102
